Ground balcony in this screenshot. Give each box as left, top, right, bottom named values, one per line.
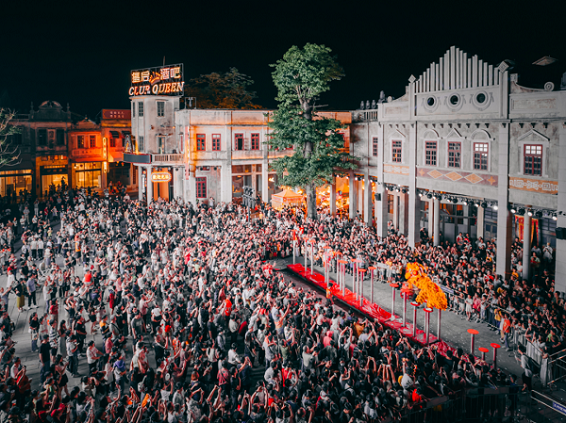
left=151, top=153, right=184, bottom=165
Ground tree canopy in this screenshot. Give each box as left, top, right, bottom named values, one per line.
left=183, top=68, right=262, bottom=109
left=266, top=43, right=357, bottom=218
left=0, top=108, right=21, bottom=168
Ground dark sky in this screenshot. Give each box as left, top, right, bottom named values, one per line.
left=1, top=0, right=565, bottom=118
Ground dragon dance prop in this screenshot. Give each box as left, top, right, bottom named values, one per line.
left=404, top=263, right=447, bottom=311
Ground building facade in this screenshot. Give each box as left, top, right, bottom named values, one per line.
left=349, top=46, right=566, bottom=291
left=68, top=110, right=136, bottom=193
left=8, top=101, right=71, bottom=198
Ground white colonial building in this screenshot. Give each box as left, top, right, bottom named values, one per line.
left=349, top=46, right=566, bottom=291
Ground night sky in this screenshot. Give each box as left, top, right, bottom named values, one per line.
left=1, top=0, right=565, bottom=119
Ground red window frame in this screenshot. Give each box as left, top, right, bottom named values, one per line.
left=89, top=135, right=96, bottom=148
left=448, top=142, right=461, bottom=168
left=77, top=135, right=85, bottom=149
left=196, top=177, right=207, bottom=198
left=392, top=140, right=402, bottom=163
left=372, top=137, right=378, bottom=157
left=473, top=143, right=489, bottom=170
left=196, top=134, right=206, bottom=151
left=524, top=144, right=542, bottom=176
left=425, top=141, right=437, bottom=166
left=234, top=134, right=244, bottom=151
left=251, top=133, right=260, bottom=150
left=212, top=134, right=221, bottom=151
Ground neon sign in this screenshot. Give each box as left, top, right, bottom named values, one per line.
left=151, top=171, right=172, bottom=182
left=129, top=64, right=184, bottom=97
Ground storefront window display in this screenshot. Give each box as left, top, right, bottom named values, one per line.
left=74, top=162, right=102, bottom=189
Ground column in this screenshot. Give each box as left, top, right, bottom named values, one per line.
left=364, top=174, right=373, bottom=225
left=329, top=181, right=337, bottom=216
left=146, top=166, right=153, bottom=204
left=433, top=196, right=440, bottom=246
left=221, top=165, right=232, bottom=204
left=496, top=123, right=512, bottom=278
left=399, top=193, right=408, bottom=235
left=522, top=214, right=532, bottom=280
left=138, top=165, right=144, bottom=200
left=349, top=171, right=356, bottom=219
left=428, top=198, right=434, bottom=238
left=408, top=192, right=421, bottom=247
left=262, top=165, right=269, bottom=204
left=173, top=167, right=183, bottom=200
left=187, top=173, right=196, bottom=205
left=376, top=185, right=388, bottom=237
left=556, top=123, right=566, bottom=293
left=477, top=205, right=485, bottom=240
left=393, top=194, right=400, bottom=230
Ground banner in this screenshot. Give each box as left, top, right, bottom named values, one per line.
left=515, top=216, right=538, bottom=244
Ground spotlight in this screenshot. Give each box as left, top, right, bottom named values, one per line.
left=552, top=213, right=557, bottom=221
left=474, top=202, right=479, bottom=207
left=527, top=210, right=533, bottom=217
left=535, top=210, right=543, bottom=218
left=427, top=193, right=432, bottom=199
left=418, top=192, right=423, bottom=197
left=510, top=207, right=516, bottom=214
left=401, top=188, right=407, bottom=194
left=481, top=202, right=487, bottom=208
left=517, top=208, right=525, bottom=216
left=395, top=187, right=400, bottom=193
left=452, top=198, right=458, bottom=204
left=493, top=204, right=498, bottom=210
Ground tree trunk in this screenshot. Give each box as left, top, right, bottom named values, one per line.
left=306, top=183, right=317, bottom=220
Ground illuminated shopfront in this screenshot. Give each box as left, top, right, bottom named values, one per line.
left=0, top=170, right=33, bottom=198
left=73, top=162, right=102, bottom=189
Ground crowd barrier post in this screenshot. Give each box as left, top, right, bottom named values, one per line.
left=390, top=283, right=398, bottom=320
left=359, top=268, right=367, bottom=307
left=338, top=260, right=347, bottom=294
left=424, top=307, right=433, bottom=344
left=468, top=328, right=479, bottom=355
left=292, top=240, right=296, bottom=265
left=368, top=266, right=376, bottom=304
left=491, top=343, right=501, bottom=368
left=411, top=301, right=419, bottom=338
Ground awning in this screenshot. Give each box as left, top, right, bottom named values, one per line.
left=110, top=131, right=120, bottom=138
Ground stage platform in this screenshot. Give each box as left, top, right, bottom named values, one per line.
left=287, top=263, right=454, bottom=354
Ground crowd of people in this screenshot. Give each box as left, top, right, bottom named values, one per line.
left=0, top=191, right=561, bottom=423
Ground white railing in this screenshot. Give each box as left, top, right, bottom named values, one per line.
left=152, top=154, right=183, bottom=163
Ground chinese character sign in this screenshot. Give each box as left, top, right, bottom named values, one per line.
left=129, top=64, right=184, bottom=97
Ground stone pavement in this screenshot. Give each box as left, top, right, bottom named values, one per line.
left=278, top=255, right=525, bottom=377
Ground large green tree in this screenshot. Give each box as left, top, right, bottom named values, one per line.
left=267, top=43, right=356, bottom=219
left=183, top=67, right=262, bottom=109
left=0, top=108, right=21, bottom=167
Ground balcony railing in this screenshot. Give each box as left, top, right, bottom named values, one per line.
left=152, top=153, right=183, bottom=164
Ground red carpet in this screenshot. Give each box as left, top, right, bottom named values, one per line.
left=287, top=263, right=454, bottom=355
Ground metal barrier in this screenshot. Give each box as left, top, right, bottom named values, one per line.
left=544, top=350, right=566, bottom=389
left=398, top=388, right=526, bottom=423
left=528, top=390, right=566, bottom=423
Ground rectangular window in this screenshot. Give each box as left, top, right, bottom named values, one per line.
left=38, top=129, right=47, bottom=146
left=77, top=135, right=85, bottom=149
left=196, top=177, right=207, bottom=198
left=138, top=136, right=144, bottom=152
left=425, top=141, right=437, bottom=166
left=110, top=137, right=116, bottom=148
left=212, top=134, right=221, bottom=151
left=524, top=144, right=542, bottom=176
left=138, top=102, right=144, bottom=117
left=392, top=140, right=402, bottom=163
left=56, top=129, right=65, bottom=146
left=251, top=133, right=260, bottom=150
left=448, top=142, right=461, bottom=168
left=387, top=194, right=394, bottom=214
left=234, top=134, right=244, bottom=151
left=132, top=103, right=135, bottom=118
left=473, top=143, right=489, bottom=170
left=157, top=136, right=165, bottom=154
left=157, top=101, right=164, bottom=117
left=196, top=134, right=206, bottom=151
left=372, top=137, right=378, bottom=157
left=89, top=135, right=96, bottom=148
